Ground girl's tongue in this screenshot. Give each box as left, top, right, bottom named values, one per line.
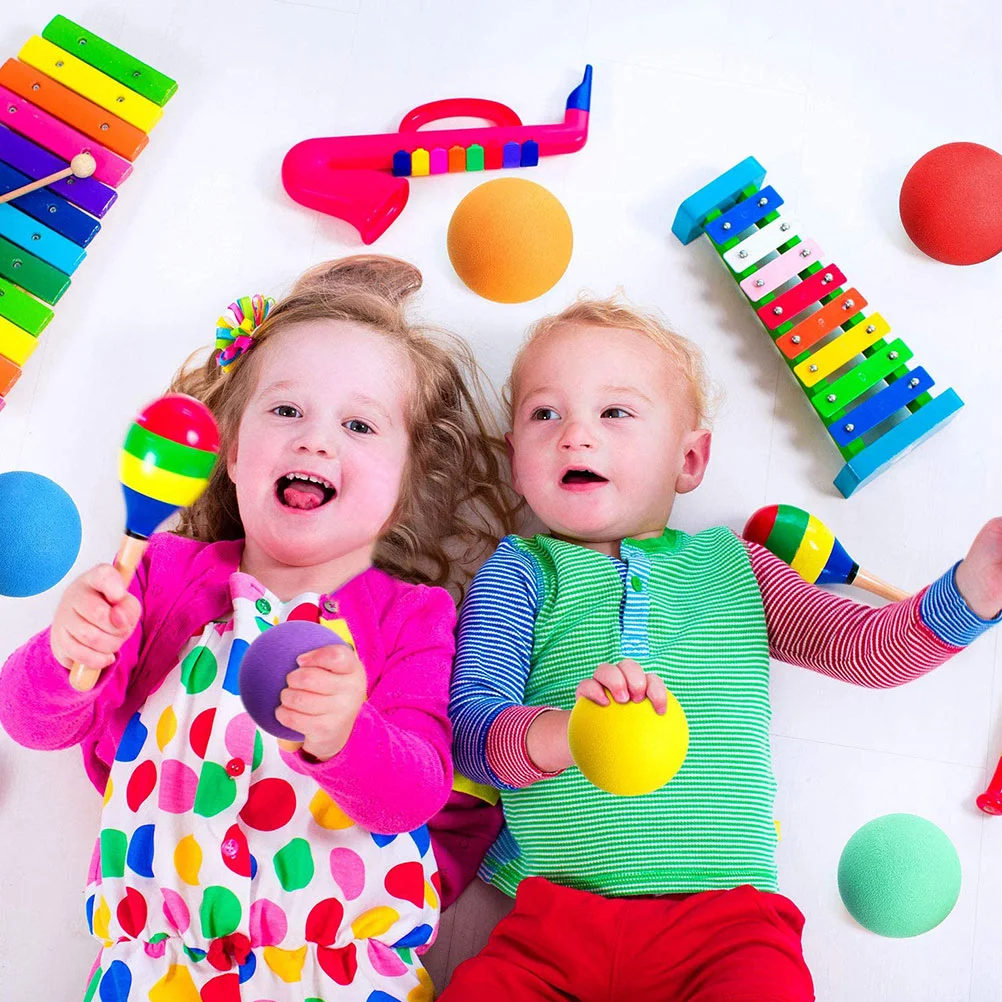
left=279, top=478, right=330, bottom=510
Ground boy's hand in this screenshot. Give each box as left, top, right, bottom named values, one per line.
left=954, top=518, right=1002, bottom=621
left=50, top=565, right=142, bottom=671
left=276, top=644, right=368, bottom=761
left=575, top=659, right=668, bottom=715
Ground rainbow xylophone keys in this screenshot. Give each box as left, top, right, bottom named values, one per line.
left=0, top=15, right=176, bottom=414
left=673, top=157, right=963, bottom=498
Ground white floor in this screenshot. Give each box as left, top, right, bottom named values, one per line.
left=1, top=1, right=1001, bottom=999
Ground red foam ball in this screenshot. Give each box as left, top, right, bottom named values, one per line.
left=899, top=142, right=1002, bottom=265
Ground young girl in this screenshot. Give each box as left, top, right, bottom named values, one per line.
left=0, top=256, right=516, bottom=1002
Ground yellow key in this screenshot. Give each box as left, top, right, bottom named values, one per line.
left=794, top=313, right=889, bottom=388
left=19, top=36, right=163, bottom=133
left=0, top=316, right=39, bottom=367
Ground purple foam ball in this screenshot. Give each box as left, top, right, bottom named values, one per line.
left=238, top=620, right=345, bottom=741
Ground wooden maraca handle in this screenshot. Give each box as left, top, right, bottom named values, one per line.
left=68, top=534, right=148, bottom=692
left=851, top=568, right=910, bottom=603
left=0, top=153, right=97, bottom=206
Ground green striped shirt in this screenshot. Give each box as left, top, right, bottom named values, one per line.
left=485, top=527, right=778, bottom=896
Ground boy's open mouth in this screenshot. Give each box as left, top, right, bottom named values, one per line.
left=561, top=468, right=608, bottom=485
left=276, top=472, right=337, bottom=510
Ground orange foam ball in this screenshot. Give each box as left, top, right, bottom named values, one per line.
left=447, top=178, right=573, bottom=303
left=899, top=142, right=1002, bottom=265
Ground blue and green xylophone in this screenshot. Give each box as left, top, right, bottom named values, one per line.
left=673, top=157, right=963, bottom=498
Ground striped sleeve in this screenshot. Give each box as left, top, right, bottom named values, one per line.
left=450, top=538, right=549, bottom=790
left=746, top=541, right=969, bottom=687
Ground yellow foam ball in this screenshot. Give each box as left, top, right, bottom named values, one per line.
left=568, top=691, right=689, bottom=797
left=447, top=177, right=573, bottom=303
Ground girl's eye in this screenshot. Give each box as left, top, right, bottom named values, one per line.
left=344, top=419, right=374, bottom=435
left=602, top=407, right=631, bottom=419
left=272, top=405, right=301, bottom=418
left=530, top=407, right=560, bottom=421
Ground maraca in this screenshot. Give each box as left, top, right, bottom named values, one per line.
left=68, top=395, right=219, bottom=691
left=238, top=621, right=346, bottom=752
left=743, top=504, right=908, bottom=602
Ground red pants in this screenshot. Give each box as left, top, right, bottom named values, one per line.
left=439, top=878, right=814, bottom=1002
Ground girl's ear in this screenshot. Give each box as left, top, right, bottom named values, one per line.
left=226, top=441, right=239, bottom=484
left=674, top=428, right=712, bottom=495
left=505, top=432, right=521, bottom=494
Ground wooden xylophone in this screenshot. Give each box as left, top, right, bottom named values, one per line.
left=673, top=157, right=963, bottom=498
left=0, top=15, right=176, bottom=414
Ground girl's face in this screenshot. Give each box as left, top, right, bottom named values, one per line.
left=228, top=319, right=411, bottom=577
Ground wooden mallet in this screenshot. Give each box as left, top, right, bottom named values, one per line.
left=0, top=152, right=97, bottom=206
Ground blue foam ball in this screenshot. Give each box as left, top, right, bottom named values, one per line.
left=0, top=471, right=82, bottom=597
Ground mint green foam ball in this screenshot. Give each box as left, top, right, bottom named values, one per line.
left=837, top=814, right=961, bottom=937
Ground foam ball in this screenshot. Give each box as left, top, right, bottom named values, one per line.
left=899, top=143, right=1002, bottom=265
left=567, top=690, right=689, bottom=796
left=838, top=814, right=961, bottom=937
left=447, top=177, right=573, bottom=303
left=0, top=471, right=81, bottom=597
left=239, top=621, right=345, bottom=741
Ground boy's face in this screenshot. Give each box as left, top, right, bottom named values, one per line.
left=508, top=323, right=711, bottom=554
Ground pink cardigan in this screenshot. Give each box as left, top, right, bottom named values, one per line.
left=0, top=532, right=456, bottom=836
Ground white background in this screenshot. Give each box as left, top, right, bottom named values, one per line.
left=1, top=1, right=1001, bottom=999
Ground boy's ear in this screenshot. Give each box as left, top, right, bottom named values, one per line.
left=505, top=432, right=521, bottom=494
left=674, top=429, right=712, bottom=495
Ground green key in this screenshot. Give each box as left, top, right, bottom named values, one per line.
left=0, top=276, right=54, bottom=335
left=42, top=15, right=178, bottom=107
left=0, top=237, right=70, bottom=305
left=811, top=339, right=914, bottom=420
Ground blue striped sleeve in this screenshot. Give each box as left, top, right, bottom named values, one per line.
left=450, top=537, right=541, bottom=789
left=920, top=562, right=1002, bottom=647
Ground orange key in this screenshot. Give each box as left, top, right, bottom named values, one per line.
left=775, top=288, right=868, bottom=359
left=0, top=353, right=21, bottom=396
left=0, top=59, right=149, bottom=162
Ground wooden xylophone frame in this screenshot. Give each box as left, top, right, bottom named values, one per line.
left=0, top=15, right=176, bottom=414
left=673, top=157, right=963, bottom=498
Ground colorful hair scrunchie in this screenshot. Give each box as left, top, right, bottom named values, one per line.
left=215, top=294, right=275, bottom=372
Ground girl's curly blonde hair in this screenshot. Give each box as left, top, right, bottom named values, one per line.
left=171, top=255, right=521, bottom=598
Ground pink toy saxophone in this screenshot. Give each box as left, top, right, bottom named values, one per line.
left=281, top=65, right=592, bottom=244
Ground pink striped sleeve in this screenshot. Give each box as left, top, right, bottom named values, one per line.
left=746, top=541, right=962, bottom=687
left=486, top=704, right=563, bottom=788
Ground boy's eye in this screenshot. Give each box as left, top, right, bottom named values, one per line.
left=272, top=405, right=301, bottom=418
left=344, top=419, right=374, bottom=435
left=602, top=407, right=632, bottom=419
left=530, top=407, right=560, bottom=421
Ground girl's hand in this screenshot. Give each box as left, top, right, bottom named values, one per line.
left=50, top=565, right=142, bottom=671
left=277, top=644, right=368, bottom=761
left=954, top=518, right=1002, bottom=621
left=575, top=659, right=668, bottom=714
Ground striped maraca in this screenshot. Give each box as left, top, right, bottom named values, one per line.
left=743, top=504, right=908, bottom=602
left=69, top=394, right=218, bottom=691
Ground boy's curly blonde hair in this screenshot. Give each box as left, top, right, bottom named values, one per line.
left=171, top=255, right=521, bottom=598
left=505, top=293, right=716, bottom=428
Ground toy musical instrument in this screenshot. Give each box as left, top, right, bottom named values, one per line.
left=68, top=395, right=218, bottom=692
left=744, top=503, right=908, bottom=602
left=0, top=15, right=176, bottom=414
left=673, top=157, right=963, bottom=498
left=282, top=65, right=592, bottom=244
left=977, top=755, right=1002, bottom=816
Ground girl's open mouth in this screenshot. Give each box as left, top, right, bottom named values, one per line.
left=276, top=472, right=337, bottom=510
